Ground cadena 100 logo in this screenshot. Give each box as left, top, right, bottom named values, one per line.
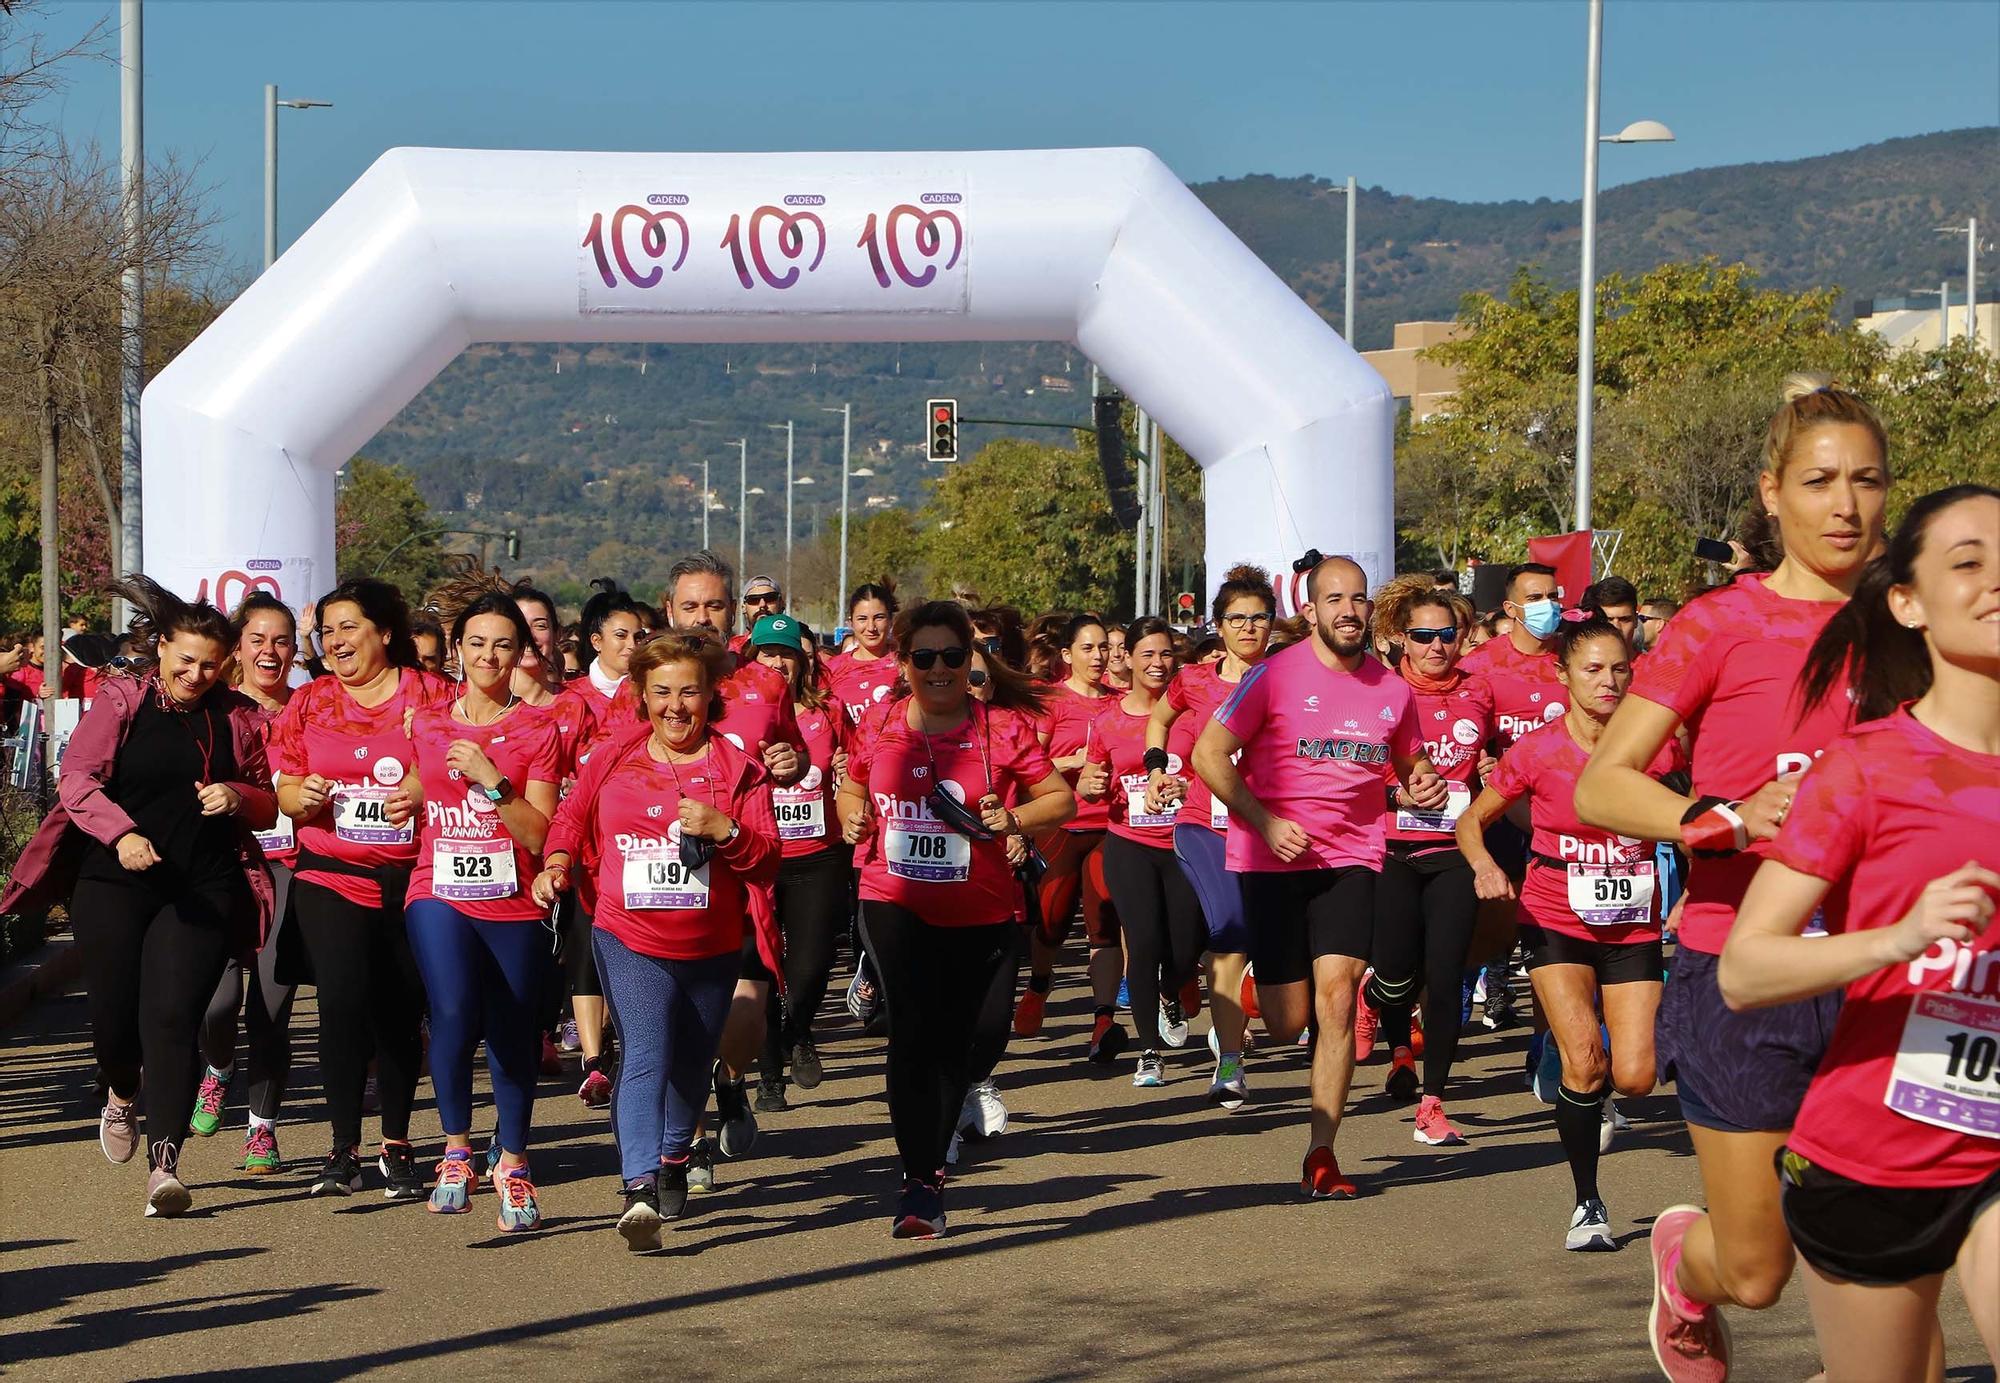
left=583, top=198, right=965, bottom=293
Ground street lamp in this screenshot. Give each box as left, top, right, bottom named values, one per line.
left=264, top=85, right=332, bottom=271
left=1574, top=0, right=1673, bottom=533
left=821, top=404, right=852, bottom=612
left=768, top=421, right=795, bottom=595
left=1328, top=175, right=1358, bottom=343
left=745, top=485, right=767, bottom=555
left=1936, top=220, right=1984, bottom=347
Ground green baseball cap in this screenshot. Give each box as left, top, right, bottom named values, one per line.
left=750, top=614, right=804, bottom=653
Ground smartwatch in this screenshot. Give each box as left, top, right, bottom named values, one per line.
left=481, top=776, right=514, bottom=805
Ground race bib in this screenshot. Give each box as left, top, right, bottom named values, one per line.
left=432, top=837, right=518, bottom=901
left=1565, top=860, right=1656, bottom=926
left=1210, top=794, right=1229, bottom=832
left=333, top=786, right=412, bottom=845
left=254, top=812, right=295, bottom=856
left=1124, top=775, right=1176, bottom=830
left=1885, top=991, right=2000, bottom=1140
left=885, top=822, right=971, bottom=883
left=1396, top=783, right=1473, bottom=834
left=774, top=788, right=826, bottom=842
left=621, top=845, right=710, bottom=910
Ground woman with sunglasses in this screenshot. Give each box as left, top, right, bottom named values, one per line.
left=1015, top=614, right=1121, bottom=1054
left=826, top=581, right=900, bottom=730
left=1361, top=578, right=1496, bottom=1147
left=1146, top=565, right=1277, bottom=1107
left=532, top=631, right=780, bottom=1252
left=838, top=602, right=1072, bottom=1239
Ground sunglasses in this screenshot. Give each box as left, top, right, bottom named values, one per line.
left=744, top=593, right=782, bottom=606
left=909, top=646, right=970, bottom=671
left=968, top=668, right=990, bottom=688
left=1405, top=626, right=1459, bottom=645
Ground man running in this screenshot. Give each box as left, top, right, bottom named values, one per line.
left=1193, top=554, right=1449, bottom=1199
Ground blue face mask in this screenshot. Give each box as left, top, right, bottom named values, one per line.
left=1520, top=598, right=1563, bottom=639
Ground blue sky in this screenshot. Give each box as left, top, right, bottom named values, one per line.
left=34, top=0, right=2000, bottom=277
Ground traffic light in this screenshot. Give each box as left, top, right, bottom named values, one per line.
left=926, top=398, right=958, bottom=462
left=1175, top=591, right=1198, bottom=619
left=505, top=528, right=521, bottom=562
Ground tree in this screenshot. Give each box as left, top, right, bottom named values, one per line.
left=335, top=458, right=452, bottom=596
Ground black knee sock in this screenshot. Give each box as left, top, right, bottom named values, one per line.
left=1555, top=1084, right=1607, bottom=1203
left=1028, top=973, right=1051, bottom=995
left=1378, top=1004, right=1412, bottom=1051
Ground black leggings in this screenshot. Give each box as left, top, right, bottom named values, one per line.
left=859, top=902, right=1015, bottom=1179
left=561, top=893, right=600, bottom=998
left=199, top=864, right=297, bottom=1121
left=761, top=847, right=853, bottom=1082
left=1101, top=834, right=1206, bottom=1050
left=290, top=880, right=426, bottom=1151
left=1367, top=848, right=1480, bottom=1098
left=968, top=924, right=1025, bottom=1084
left=71, top=877, right=235, bottom=1169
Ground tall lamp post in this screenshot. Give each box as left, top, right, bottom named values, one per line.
left=1936, top=219, right=1983, bottom=347
left=1573, top=0, right=1672, bottom=532
left=821, top=404, right=852, bottom=614
left=767, top=421, right=795, bottom=594
left=1330, top=174, right=1357, bottom=343
left=263, top=85, right=332, bottom=271
left=117, top=0, right=143, bottom=624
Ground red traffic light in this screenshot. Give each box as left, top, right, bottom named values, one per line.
left=933, top=406, right=952, bottom=422
left=1176, top=591, right=1197, bottom=611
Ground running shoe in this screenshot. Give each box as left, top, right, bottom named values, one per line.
left=1531, top=1033, right=1564, bottom=1106
left=687, top=1138, right=717, bottom=1194
left=618, top=1180, right=663, bottom=1252
left=1132, top=1051, right=1165, bottom=1087
left=844, top=968, right=882, bottom=1025
left=311, top=1147, right=364, bottom=1197
left=491, top=1163, right=541, bottom=1232
left=1208, top=1054, right=1248, bottom=1109
left=579, top=1067, right=613, bottom=1109
left=945, top=1130, right=962, bottom=1166
left=189, top=1067, right=230, bottom=1137
left=1566, top=1197, right=1616, bottom=1252
left=891, top=1175, right=946, bottom=1239
left=378, top=1140, right=425, bottom=1201
left=1012, top=986, right=1048, bottom=1038
left=145, top=1164, right=192, bottom=1219
left=1086, top=1013, right=1128, bottom=1065
left=1649, top=1205, right=1732, bottom=1383
left=483, top=1137, right=503, bottom=1176
left=1409, top=1009, right=1425, bottom=1059
left=1412, top=1094, right=1466, bottom=1146
left=1353, top=991, right=1378, bottom=1061
left=1385, top=1045, right=1420, bottom=1103
left=1207, top=1025, right=1220, bottom=1060
left=1602, top=1097, right=1632, bottom=1153
left=539, top=1032, right=563, bottom=1077
left=658, top=1158, right=689, bottom=1220
left=558, top=1018, right=581, bottom=1053
left=428, top=1149, right=475, bottom=1214
left=99, top=1098, right=140, bottom=1165
left=1300, top=1146, right=1357, bottom=1200
left=714, top=1065, right=759, bottom=1158
left=1239, top=969, right=1261, bottom=1023
left=753, top=1080, right=788, bottom=1114
left=1159, top=998, right=1191, bottom=1049
left=243, top=1123, right=282, bottom=1174
left=790, top=1037, right=824, bottom=1090
left=1179, top=976, right=1204, bottom=1021
left=962, top=1080, right=1007, bottom=1139
left=1117, top=976, right=1130, bottom=1011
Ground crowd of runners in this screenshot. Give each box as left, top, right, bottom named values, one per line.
left=4, top=375, right=1995, bottom=1382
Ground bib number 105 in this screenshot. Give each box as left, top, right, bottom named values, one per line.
left=1943, top=1032, right=2000, bottom=1085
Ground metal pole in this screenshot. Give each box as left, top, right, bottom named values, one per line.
left=1573, top=0, right=1603, bottom=533
left=837, top=403, right=852, bottom=618
left=735, top=438, right=747, bottom=576
left=40, top=358, right=58, bottom=790
left=1132, top=406, right=1150, bottom=616
left=1153, top=418, right=1166, bottom=613
left=263, top=83, right=277, bottom=271
left=701, top=456, right=710, bottom=551
left=1344, top=174, right=1357, bottom=343
left=1943, top=280, right=1952, bottom=349
left=118, top=0, right=142, bottom=607
left=783, top=420, right=794, bottom=596
left=1969, top=217, right=1979, bottom=348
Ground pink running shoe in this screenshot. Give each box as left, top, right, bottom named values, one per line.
left=1353, top=990, right=1379, bottom=1062
left=579, top=1069, right=612, bottom=1108
left=1412, top=1095, right=1466, bottom=1146
left=1649, top=1204, right=1732, bottom=1382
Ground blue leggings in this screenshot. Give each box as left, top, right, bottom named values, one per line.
left=591, top=930, right=739, bottom=1183
left=404, top=900, right=548, bottom=1155
left=1173, top=824, right=1248, bottom=955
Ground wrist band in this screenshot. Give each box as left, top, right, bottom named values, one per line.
left=1681, top=796, right=1749, bottom=856
left=1142, top=747, right=1170, bottom=773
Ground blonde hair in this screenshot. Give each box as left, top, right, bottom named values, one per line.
left=1372, top=574, right=1470, bottom=648
left=628, top=629, right=731, bottom=724
left=1761, top=372, right=1889, bottom=479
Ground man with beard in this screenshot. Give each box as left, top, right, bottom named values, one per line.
left=1193, top=555, right=1450, bottom=1200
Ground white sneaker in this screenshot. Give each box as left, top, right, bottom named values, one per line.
left=1600, top=1097, right=1631, bottom=1153
left=1565, top=1197, right=1616, bottom=1252
left=1133, top=1051, right=1165, bottom=1087
left=1207, top=1025, right=1220, bottom=1059
left=1208, top=1054, right=1249, bottom=1109
left=1159, top=999, right=1190, bottom=1049
left=961, top=1080, right=1007, bottom=1139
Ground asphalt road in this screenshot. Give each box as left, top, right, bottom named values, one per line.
left=2, top=963, right=1990, bottom=1383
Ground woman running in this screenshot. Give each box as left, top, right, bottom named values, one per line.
left=838, top=601, right=1072, bottom=1238
left=1360, top=577, right=1496, bottom=1144
left=270, top=577, right=451, bottom=1200
left=1150, top=565, right=1275, bottom=1108
left=1102, top=624, right=1133, bottom=693
left=3, top=577, right=278, bottom=1218
left=1573, top=375, right=1890, bottom=1380
left=1718, top=484, right=2000, bottom=1382
left=1459, top=614, right=1682, bottom=1250
left=827, top=581, right=899, bottom=729
left=572, top=578, right=653, bottom=734
left=750, top=613, right=850, bottom=1101
left=1092, top=617, right=1205, bottom=1088
left=191, top=594, right=301, bottom=1175
left=397, top=592, right=562, bottom=1231
left=1015, top=614, right=1120, bottom=1055
left=532, top=631, right=781, bottom=1252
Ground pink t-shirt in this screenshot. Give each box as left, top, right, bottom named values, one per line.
left=1630, top=573, right=1853, bottom=954
left=774, top=701, right=847, bottom=860
left=1458, top=633, right=1565, bottom=750
left=1042, top=683, right=1115, bottom=832
left=711, top=657, right=806, bottom=764
left=405, top=706, right=562, bottom=922
left=1776, top=709, right=2000, bottom=1189
left=1166, top=661, right=1245, bottom=836
left=1211, top=641, right=1421, bottom=873
left=1383, top=672, right=1497, bottom=847
left=1089, top=697, right=1181, bottom=848
left=826, top=651, right=899, bottom=730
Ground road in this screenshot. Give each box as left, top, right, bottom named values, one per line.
left=1, top=962, right=1989, bottom=1382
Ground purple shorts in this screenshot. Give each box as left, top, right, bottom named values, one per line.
left=1656, top=944, right=1842, bottom=1134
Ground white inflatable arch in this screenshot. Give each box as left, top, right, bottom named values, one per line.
left=141, top=148, right=1392, bottom=612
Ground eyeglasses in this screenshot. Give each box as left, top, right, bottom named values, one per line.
left=909, top=646, right=970, bottom=671
left=1405, top=626, right=1459, bottom=645
left=1638, top=614, right=1666, bottom=625
left=1220, top=612, right=1274, bottom=630
left=968, top=668, right=990, bottom=688
left=980, top=635, right=1004, bottom=656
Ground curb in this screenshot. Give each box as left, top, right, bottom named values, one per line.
left=0, top=939, right=81, bottom=1030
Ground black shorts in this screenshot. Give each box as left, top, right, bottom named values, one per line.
left=1778, top=1148, right=2000, bottom=1286
left=1518, top=923, right=1663, bottom=985
left=738, top=929, right=775, bottom=987
left=1240, top=866, right=1375, bottom=986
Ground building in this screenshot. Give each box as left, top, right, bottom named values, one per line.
left=1361, top=321, right=1464, bottom=421
left=1852, top=292, right=1998, bottom=358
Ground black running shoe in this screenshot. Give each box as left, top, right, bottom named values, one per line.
left=378, top=1141, right=425, bottom=1201
left=753, top=1080, right=788, bottom=1114
left=714, top=1065, right=759, bottom=1158
left=790, top=1037, right=824, bottom=1090
left=891, top=1175, right=946, bottom=1240
left=311, top=1146, right=363, bottom=1197
left=618, top=1181, right=663, bottom=1252
left=658, top=1159, right=689, bottom=1221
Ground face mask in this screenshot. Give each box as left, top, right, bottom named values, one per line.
left=1520, top=599, right=1563, bottom=640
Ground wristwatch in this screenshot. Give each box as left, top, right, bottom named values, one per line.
left=481, top=776, right=514, bottom=805
left=725, top=821, right=741, bottom=843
